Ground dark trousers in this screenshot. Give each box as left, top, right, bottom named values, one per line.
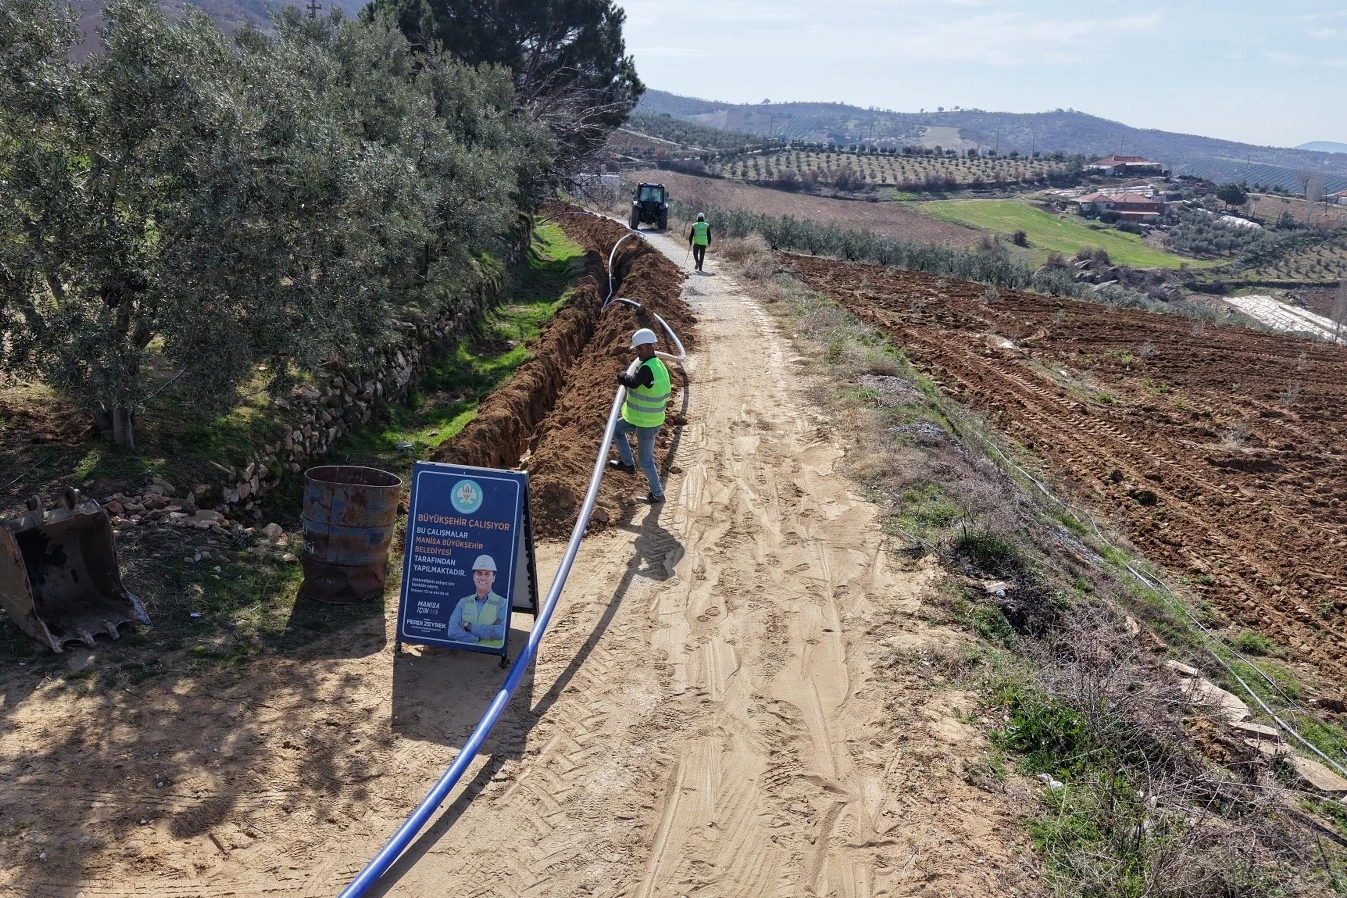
left=692, top=244, right=706, bottom=270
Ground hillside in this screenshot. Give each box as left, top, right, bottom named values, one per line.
left=71, top=0, right=366, bottom=52
left=1299, top=141, right=1347, bottom=155
left=639, top=89, right=1347, bottom=194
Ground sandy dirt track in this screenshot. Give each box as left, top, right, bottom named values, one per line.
left=374, top=230, right=1036, bottom=898
left=0, top=225, right=1036, bottom=897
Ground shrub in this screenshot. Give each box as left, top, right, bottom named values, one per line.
left=0, top=0, right=549, bottom=449
left=953, top=524, right=1023, bottom=577
left=1229, top=630, right=1278, bottom=657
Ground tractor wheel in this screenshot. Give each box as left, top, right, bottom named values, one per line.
left=658, top=212, right=668, bottom=230
left=629, top=210, right=640, bottom=230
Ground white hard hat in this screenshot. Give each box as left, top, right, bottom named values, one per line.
left=471, top=554, right=497, bottom=572
left=696, top=212, right=705, bottom=221
left=631, top=328, right=658, bottom=348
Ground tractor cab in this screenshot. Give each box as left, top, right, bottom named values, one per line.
left=630, top=182, right=668, bottom=231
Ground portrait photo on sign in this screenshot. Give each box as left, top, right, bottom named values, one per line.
left=397, top=465, right=525, bottom=655
left=444, top=553, right=509, bottom=648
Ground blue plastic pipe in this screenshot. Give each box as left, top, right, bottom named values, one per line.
left=337, top=247, right=687, bottom=898
left=337, top=383, right=625, bottom=898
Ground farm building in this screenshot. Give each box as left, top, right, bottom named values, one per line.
left=1076, top=191, right=1169, bottom=223
left=1087, top=155, right=1168, bottom=177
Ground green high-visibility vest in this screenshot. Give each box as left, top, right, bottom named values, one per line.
left=622, top=358, right=670, bottom=427
left=691, top=221, right=710, bottom=246
left=459, top=592, right=507, bottom=648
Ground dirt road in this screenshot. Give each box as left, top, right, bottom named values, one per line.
left=371, top=230, right=1035, bottom=897
left=0, top=229, right=1035, bottom=897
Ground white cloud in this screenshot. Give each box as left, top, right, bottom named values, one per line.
left=1309, top=27, right=1341, bottom=38
left=1324, top=57, right=1347, bottom=67
left=1301, top=9, right=1347, bottom=22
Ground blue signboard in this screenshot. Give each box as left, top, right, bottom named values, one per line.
left=396, top=462, right=537, bottom=657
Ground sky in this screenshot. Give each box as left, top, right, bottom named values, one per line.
left=619, top=0, right=1347, bottom=149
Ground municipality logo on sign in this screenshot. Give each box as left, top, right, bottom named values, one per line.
left=451, top=479, right=484, bottom=514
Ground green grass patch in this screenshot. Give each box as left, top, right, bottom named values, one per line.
left=964, top=601, right=1017, bottom=649
left=0, top=520, right=379, bottom=683
left=953, top=524, right=1024, bottom=577
left=894, top=483, right=963, bottom=533
left=920, top=199, right=1215, bottom=269
left=1228, top=629, right=1281, bottom=657
left=991, top=680, right=1092, bottom=778
left=330, top=222, right=584, bottom=471
left=1053, top=510, right=1090, bottom=538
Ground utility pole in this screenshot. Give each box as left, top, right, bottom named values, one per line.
left=1334, top=279, right=1347, bottom=344
left=306, top=0, right=322, bottom=17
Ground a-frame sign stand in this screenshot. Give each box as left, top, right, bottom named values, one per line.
left=394, top=462, right=541, bottom=669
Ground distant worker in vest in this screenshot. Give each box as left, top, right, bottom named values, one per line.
left=688, top=212, right=711, bottom=272
left=609, top=327, right=671, bottom=503
left=445, top=554, right=508, bottom=648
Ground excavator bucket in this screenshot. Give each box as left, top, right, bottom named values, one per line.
left=0, top=490, right=149, bottom=652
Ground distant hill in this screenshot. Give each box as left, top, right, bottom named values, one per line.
left=1298, top=141, right=1347, bottom=155
left=71, top=0, right=367, bottom=56
left=638, top=89, right=1347, bottom=194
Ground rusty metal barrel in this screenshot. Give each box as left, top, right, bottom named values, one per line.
left=299, top=466, right=403, bottom=604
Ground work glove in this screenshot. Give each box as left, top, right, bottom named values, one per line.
left=617, top=372, right=637, bottom=388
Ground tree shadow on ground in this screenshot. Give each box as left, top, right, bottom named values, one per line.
left=389, top=618, right=536, bottom=750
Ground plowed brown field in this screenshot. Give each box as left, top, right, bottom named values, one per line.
left=790, top=254, right=1347, bottom=685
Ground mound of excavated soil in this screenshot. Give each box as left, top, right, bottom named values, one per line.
left=789, top=252, right=1347, bottom=687
left=433, top=209, right=696, bottom=539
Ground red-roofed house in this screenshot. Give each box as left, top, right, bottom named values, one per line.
left=1077, top=192, right=1168, bottom=223
left=1087, top=155, right=1167, bottom=177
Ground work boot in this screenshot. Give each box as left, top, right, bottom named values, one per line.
left=607, top=459, right=635, bottom=474
left=644, top=492, right=665, bottom=504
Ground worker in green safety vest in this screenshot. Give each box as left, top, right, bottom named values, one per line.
left=688, top=212, right=711, bottom=272
left=609, top=327, right=671, bottom=504
left=446, top=554, right=508, bottom=648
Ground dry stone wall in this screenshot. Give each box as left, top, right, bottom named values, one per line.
left=207, top=314, right=471, bottom=522
left=100, top=282, right=514, bottom=531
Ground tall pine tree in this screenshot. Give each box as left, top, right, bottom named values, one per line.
left=369, top=0, right=643, bottom=176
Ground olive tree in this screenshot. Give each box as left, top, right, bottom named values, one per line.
left=1215, top=183, right=1248, bottom=210
left=0, top=0, right=549, bottom=449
